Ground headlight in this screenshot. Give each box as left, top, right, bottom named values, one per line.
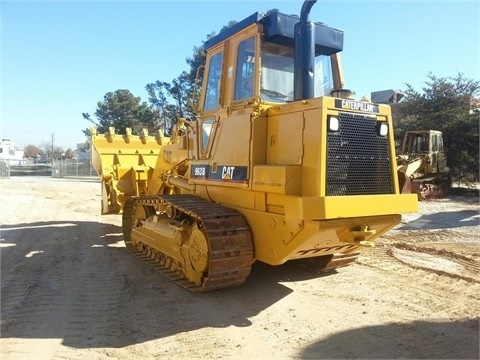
left=328, top=116, right=339, bottom=132
left=377, top=122, right=388, bottom=136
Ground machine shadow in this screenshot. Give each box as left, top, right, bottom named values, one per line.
left=398, top=209, right=479, bottom=230
left=0, top=219, right=332, bottom=349
left=298, top=318, right=479, bottom=359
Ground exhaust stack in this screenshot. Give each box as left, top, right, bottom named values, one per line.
left=294, top=0, right=317, bottom=101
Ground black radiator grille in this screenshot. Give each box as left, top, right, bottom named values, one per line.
left=326, top=112, right=393, bottom=196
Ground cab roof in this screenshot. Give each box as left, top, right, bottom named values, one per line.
left=203, top=10, right=344, bottom=56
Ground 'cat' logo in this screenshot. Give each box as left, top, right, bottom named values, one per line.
left=221, top=166, right=235, bottom=179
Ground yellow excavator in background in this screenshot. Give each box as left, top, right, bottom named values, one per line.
left=397, top=130, right=451, bottom=200
left=91, top=0, right=418, bottom=291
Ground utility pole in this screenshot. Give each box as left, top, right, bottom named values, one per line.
left=50, top=133, right=55, bottom=160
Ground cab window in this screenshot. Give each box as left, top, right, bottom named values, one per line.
left=438, top=135, right=444, bottom=152
left=234, top=37, right=256, bottom=100
left=260, top=41, right=334, bottom=103
left=204, top=52, right=223, bottom=111
left=432, top=135, right=438, bottom=152
left=201, top=117, right=215, bottom=153
left=408, top=134, right=429, bottom=152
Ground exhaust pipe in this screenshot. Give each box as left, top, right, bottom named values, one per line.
left=294, top=0, right=317, bottom=101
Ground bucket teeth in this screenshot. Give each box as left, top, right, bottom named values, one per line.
left=106, top=127, right=116, bottom=143
left=140, top=128, right=148, bottom=144
left=124, top=128, right=132, bottom=143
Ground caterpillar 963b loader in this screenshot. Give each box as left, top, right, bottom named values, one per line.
left=397, top=130, right=451, bottom=200
left=91, top=1, right=418, bottom=291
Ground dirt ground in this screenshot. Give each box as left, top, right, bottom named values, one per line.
left=1, top=177, right=479, bottom=360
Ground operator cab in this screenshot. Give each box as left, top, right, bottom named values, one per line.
left=402, top=131, right=445, bottom=154
left=199, top=10, right=347, bottom=113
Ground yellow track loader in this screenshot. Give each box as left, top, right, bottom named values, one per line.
left=397, top=130, right=451, bottom=200
left=91, top=0, right=418, bottom=291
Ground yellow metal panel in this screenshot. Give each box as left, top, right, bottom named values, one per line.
left=284, top=194, right=418, bottom=220
left=207, top=186, right=256, bottom=210
left=239, top=206, right=402, bottom=265
left=267, top=110, right=304, bottom=165
left=252, top=165, right=302, bottom=195
left=210, top=111, right=251, bottom=164
left=301, top=107, right=322, bottom=197
left=250, top=114, right=267, bottom=166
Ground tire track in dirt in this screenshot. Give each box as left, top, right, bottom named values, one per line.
left=1, top=179, right=132, bottom=358
left=0, top=178, right=212, bottom=359
left=59, top=222, right=131, bottom=349
left=1, top=178, right=479, bottom=359
left=391, top=243, right=480, bottom=282
left=357, top=243, right=480, bottom=320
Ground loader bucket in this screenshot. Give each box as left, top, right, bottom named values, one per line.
left=397, top=170, right=412, bottom=195
left=90, top=127, right=166, bottom=214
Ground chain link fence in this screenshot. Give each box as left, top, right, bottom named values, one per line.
left=0, top=160, right=97, bottom=178
left=0, top=161, right=10, bottom=178
left=51, top=160, right=97, bottom=178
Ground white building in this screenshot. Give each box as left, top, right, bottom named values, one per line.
left=0, top=139, right=25, bottom=164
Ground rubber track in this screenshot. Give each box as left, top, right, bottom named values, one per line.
left=122, top=195, right=254, bottom=292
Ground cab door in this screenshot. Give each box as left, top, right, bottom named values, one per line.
left=434, top=132, right=448, bottom=173
left=192, top=26, right=259, bottom=187
left=190, top=46, right=225, bottom=182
